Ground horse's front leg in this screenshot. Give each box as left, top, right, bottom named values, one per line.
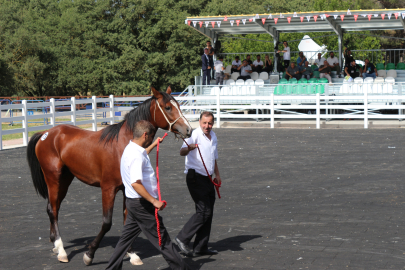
left=122, top=190, right=143, bottom=265
left=83, top=186, right=118, bottom=266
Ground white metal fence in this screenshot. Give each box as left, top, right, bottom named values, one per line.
left=1, top=93, right=405, bottom=150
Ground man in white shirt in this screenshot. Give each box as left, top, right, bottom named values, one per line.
left=106, top=120, right=189, bottom=270
left=175, top=112, right=221, bottom=257
left=326, top=52, right=341, bottom=76
left=231, top=56, right=241, bottom=73
left=236, top=59, right=252, bottom=80
left=314, top=53, right=326, bottom=71
left=214, top=56, right=225, bottom=85
left=253, top=55, right=264, bottom=73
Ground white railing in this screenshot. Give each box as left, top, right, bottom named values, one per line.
left=1, top=93, right=405, bottom=150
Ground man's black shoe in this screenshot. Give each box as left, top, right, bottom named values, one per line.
left=175, top=237, right=193, bottom=256
left=194, top=249, right=218, bottom=256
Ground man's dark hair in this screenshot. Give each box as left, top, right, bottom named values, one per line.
left=200, top=111, right=214, bottom=122
left=133, top=120, right=156, bottom=139
left=283, top=41, right=288, bottom=46
left=247, top=54, right=250, bottom=57
left=257, top=55, right=260, bottom=58
left=207, top=41, right=211, bottom=44
left=235, top=56, right=239, bottom=59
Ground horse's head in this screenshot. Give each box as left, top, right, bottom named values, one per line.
left=151, top=86, right=192, bottom=138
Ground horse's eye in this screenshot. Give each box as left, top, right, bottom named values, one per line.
left=165, top=106, right=171, bottom=111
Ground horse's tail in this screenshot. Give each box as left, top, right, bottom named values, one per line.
left=27, top=132, right=48, bottom=199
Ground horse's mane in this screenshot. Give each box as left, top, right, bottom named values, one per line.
left=99, top=92, right=173, bottom=144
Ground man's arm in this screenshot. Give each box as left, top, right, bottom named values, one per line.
left=286, top=70, right=292, bottom=77
left=344, top=67, right=349, bottom=76
left=180, top=144, right=197, bottom=156
left=131, top=181, right=165, bottom=210
left=214, top=160, right=221, bottom=185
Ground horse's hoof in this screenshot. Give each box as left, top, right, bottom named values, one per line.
left=57, top=254, right=69, bottom=263
left=127, top=252, right=143, bottom=265
left=83, top=253, right=93, bottom=266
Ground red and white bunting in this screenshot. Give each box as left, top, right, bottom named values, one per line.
left=262, top=18, right=266, bottom=24
left=274, top=18, right=279, bottom=24
left=236, top=20, right=240, bottom=26
left=255, top=14, right=260, bottom=19
left=199, top=21, right=203, bottom=27
left=187, top=20, right=191, bottom=26
left=306, top=16, right=311, bottom=22
left=387, top=13, right=392, bottom=19
left=313, top=15, right=318, bottom=22
left=354, top=14, right=358, bottom=22
left=242, top=19, right=246, bottom=25
left=300, top=16, right=304, bottom=22
left=224, top=16, right=228, bottom=21
left=279, top=13, right=284, bottom=18
left=361, top=14, right=367, bottom=17
left=347, top=9, right=351, bottom=15
left=211, top=21, right=215, bottom=28
left=268, top=14, right=272, bottom=19
left=374, top=14, right=378, bottom=17
left=293, top=12, right=298, bottom=17
left=230, top=20, right=234, bottom=26
left=325, top=14, right=330, bottom=17
left=395, top=13, right=399, bottom=19
left=287, top=17, right=291, bottom=23
left=333, top=15, right=338, bottom=20
left=402, top=13, right=405, bottom=19
left=217, top=21, right=221, bottom=27
left=381, top=14, right=385, bottom=20
left=340, top=14, right=345, bottom=21
left=193, top=21, right=197, bottom=27
left=367, top=14, right=372, bottom=21
left=249, top=18, right=253, bottom=22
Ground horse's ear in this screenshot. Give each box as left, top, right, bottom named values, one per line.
left=166, top=86, right=172, bottom=95
left=151, top=86, right=162, bottom=99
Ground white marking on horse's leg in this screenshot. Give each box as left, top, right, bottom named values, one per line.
left=53, top=238, right=68, bottom=263
left=127, top=252, right=143, bottom=265
left=83, top=252, right=93, bottom=266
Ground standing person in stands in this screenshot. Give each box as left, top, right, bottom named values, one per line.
left=205, top=41, right=215, bottom=79
left=319, top=60, right=332, bottom=83
left=263, top=54, right=273, bottom=73
left=246, top=54, right=253, bottom=66
left=326, top=52, right=341, bottom=77
left=237, top=60, right=252, bottom=80
left=285, top=62, right=301, bottom=80
left=231, top=56, right=241, bottom=73
left=252, top=55, right=264, bottom=73
left=277, top=41, right=290, bottom=69
left=362, top=59, right=378, bottom=79
left=343, top=47, right=354, bottom=67
left=296, top=52, right=307, bottom=71
left=345, top=60, right=361, bottom=79
left=314, top=53, right=326, bottom=71
left=201, top=48, right=212, bottom=85
left=300, top=61, right=313, bottom=80
left=214, top=56, right=225, bottom=86
left=175, top=111, right=221, bottom=257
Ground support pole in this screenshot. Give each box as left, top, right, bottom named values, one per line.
left=109, top=95, right=115, bottom=125
left=364, top=92, right=368, bottom=129
left=270, top=94, right=275, bottom=128
left=274, top=31, right=279, bottom=73
left=50, top=98, right=56, bottom=127
left=0, top=104, right=2, bottom=150
left=316, top=93, right=320, bottom=129
left=22, top=100, right=29, bottom=146
left=92, top=96, right=97, bottom=131
left=71, top=97, right=76, bottom=126
left=216, top=92, right=221, bottom=128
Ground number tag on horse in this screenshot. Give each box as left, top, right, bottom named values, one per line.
left=41, top=132, right=49, bottom=141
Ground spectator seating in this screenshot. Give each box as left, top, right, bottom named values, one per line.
left=311, top=65, right=317, bottom=70
left=386, top=70, right=397, bottom=78
left=231, top=72, right=240, bottom=80
left=396, top=63, right=405, bottom=70
left=376, top=63, right=385, bottom=70
left=313, top=71, right=320, bottom=78
left=226, top=79, right=235, bottom=85
left=387, top=63, right=396, bottom=70
left=259, top=72, right=269, bottom=80
left=377, top=70, right=386, bottom=78
left=250, top=72, right=259, bottom=80
left=225, top=65, right=232, bottom=74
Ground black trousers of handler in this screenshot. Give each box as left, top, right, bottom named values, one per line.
left=177, top=170, right=216, bottom=253
left=202, top=69, right=211, bottom=85
left=105, top=198, right=189, bottom=270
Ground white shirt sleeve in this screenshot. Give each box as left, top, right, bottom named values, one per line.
left=181, top=136, right=195, bottom=149
left=129, top=157, right=144, bottom=184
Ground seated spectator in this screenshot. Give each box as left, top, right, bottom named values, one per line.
left=314, top=53, right=326, bottom=71
left=300, top=61, right=313, bottom=80
left=237, top=59, right=252, bottom=80
left=246, top=54, right=253, bottom=66
left=296, top=52, right=307, bottom=71
left=285, top=62, right=301, bottom=80
left=263, top=54, right=273, bottom=73
left=327, top=52, right=341, bottom=77
left=362, top=58, right=378, bottom=79
left=344, top=60, right=361, bottom=79
left=319, top=60, right=332, bottom=83
left=252, top=55, right=264, bottom=73
left=214, top=56, right=225, bottom=85
left=231, top=56, right=241, bottom=73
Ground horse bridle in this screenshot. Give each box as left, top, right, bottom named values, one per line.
left=154, top=99, right=191, bottom=137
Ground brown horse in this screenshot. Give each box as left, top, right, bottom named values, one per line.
left=26, top=87, right=192, bottom=266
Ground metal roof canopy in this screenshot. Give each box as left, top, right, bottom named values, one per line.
left=186, top=9, right=405, bottom=70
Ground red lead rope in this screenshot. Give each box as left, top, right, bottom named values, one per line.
left=182, top=139, right=221, bottom=199
left=155, top=132, right=168, bottom=248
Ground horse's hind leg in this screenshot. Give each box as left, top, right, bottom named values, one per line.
left=83, top=186, right=118, bottom=266
left=45, top=167, right=74, bottom=263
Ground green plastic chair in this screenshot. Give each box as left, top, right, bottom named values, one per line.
left=298, top=78, right=308, bottom=84
left=376, top=63, right=385, bottom=70
left=318, top=78, right=329, bottom=83
left=387, top=63, right=395, bottom=70
left=313, top=71, right=320, bottom=78
left=289, top=78, right=298, bottom=84
left=285, top=84, right=294, bottom=95
left=278, top=78, right=288, bottom=84
left=316, top=84, right=325, bottom=94
left=296, top=84, right=306, bottom=94
left=275, top=85, right=285, bottom=95
left=311, top=65, right=317, bottom=70
left=309, top=78, right=318, bottom=83
left=306, top=84, right=316, bottom=94
left=357, top=64, right=363, bottom=70
left=396, top=63, right=405, bottom=70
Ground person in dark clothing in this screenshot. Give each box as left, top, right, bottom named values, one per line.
left=201, top=48, right=213, bottom=85
left=285, top=62, right=301, bottom=80
left=205, top=41, right=215, bottom=79
left=345, top=60, right=361, bottom=78
left=263, top=54, right=273, bottom=73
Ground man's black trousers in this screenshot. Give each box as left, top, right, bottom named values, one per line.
left=202, top=69, right=211, bottom=85
left=105, top=198, right=189, bottom=270
left=177, top=170, right=216, bottom=253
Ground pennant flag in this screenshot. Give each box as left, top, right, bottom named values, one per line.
left=274, top=18, right=279, bottom=24
left=205, top=21, right=209, bottom=27
left=325, top=14, right=330, bottom=18
left=314, top=15, right=318, bottom=22
left=287, top=17, right=291, bottom=23
left=361, top=14, right=367, bottom=17
left=242, top=19, right=246, bottom=25
left=340, top=14, right=345, bottom=21
left=334, top=15, right=338, bottom=20
left=395, top=13, right=399, bottom=19
left=374, top=14, right=378, bottom=17
left=217, top=21, right=221, bottom=27
left=262, top=18, right=266, bottom=24
left=230, top=20, right=234, bottom=26
left=320, top=14, right=325, bottom=20
left=387, top=13, right=392, bottom=20
left=347, top=9, right=351, bottom=15
left=224, top=16, right=228, bottom=21
left=236, top=20, right=240, bottom=26
left=199, top=21, right=203, bottom=27
left=193, top=21, right=197, bottom=27
left=300, top=16, right=304, bottom=22
left=402, top=13, right=405, bottom=19
left=381, top=14, right=385, bottom=20
left=306, top=16, right=311, bottom=22
left=268, top=14, right=272, bottom=19
left=354, top=14, right=358, bottom=22
left=255, top=14, right=260, bottom=19
left=211, top=21, right=215, bottom=28
left=367, top=14, right=372, bottom=21
left=280, top=13, right=284, bottom=18
left=249, top=18, right=253, bottom=22
left=187, top=20, right=191, bottom=26
left=293, top=12, right=298, bottom=17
